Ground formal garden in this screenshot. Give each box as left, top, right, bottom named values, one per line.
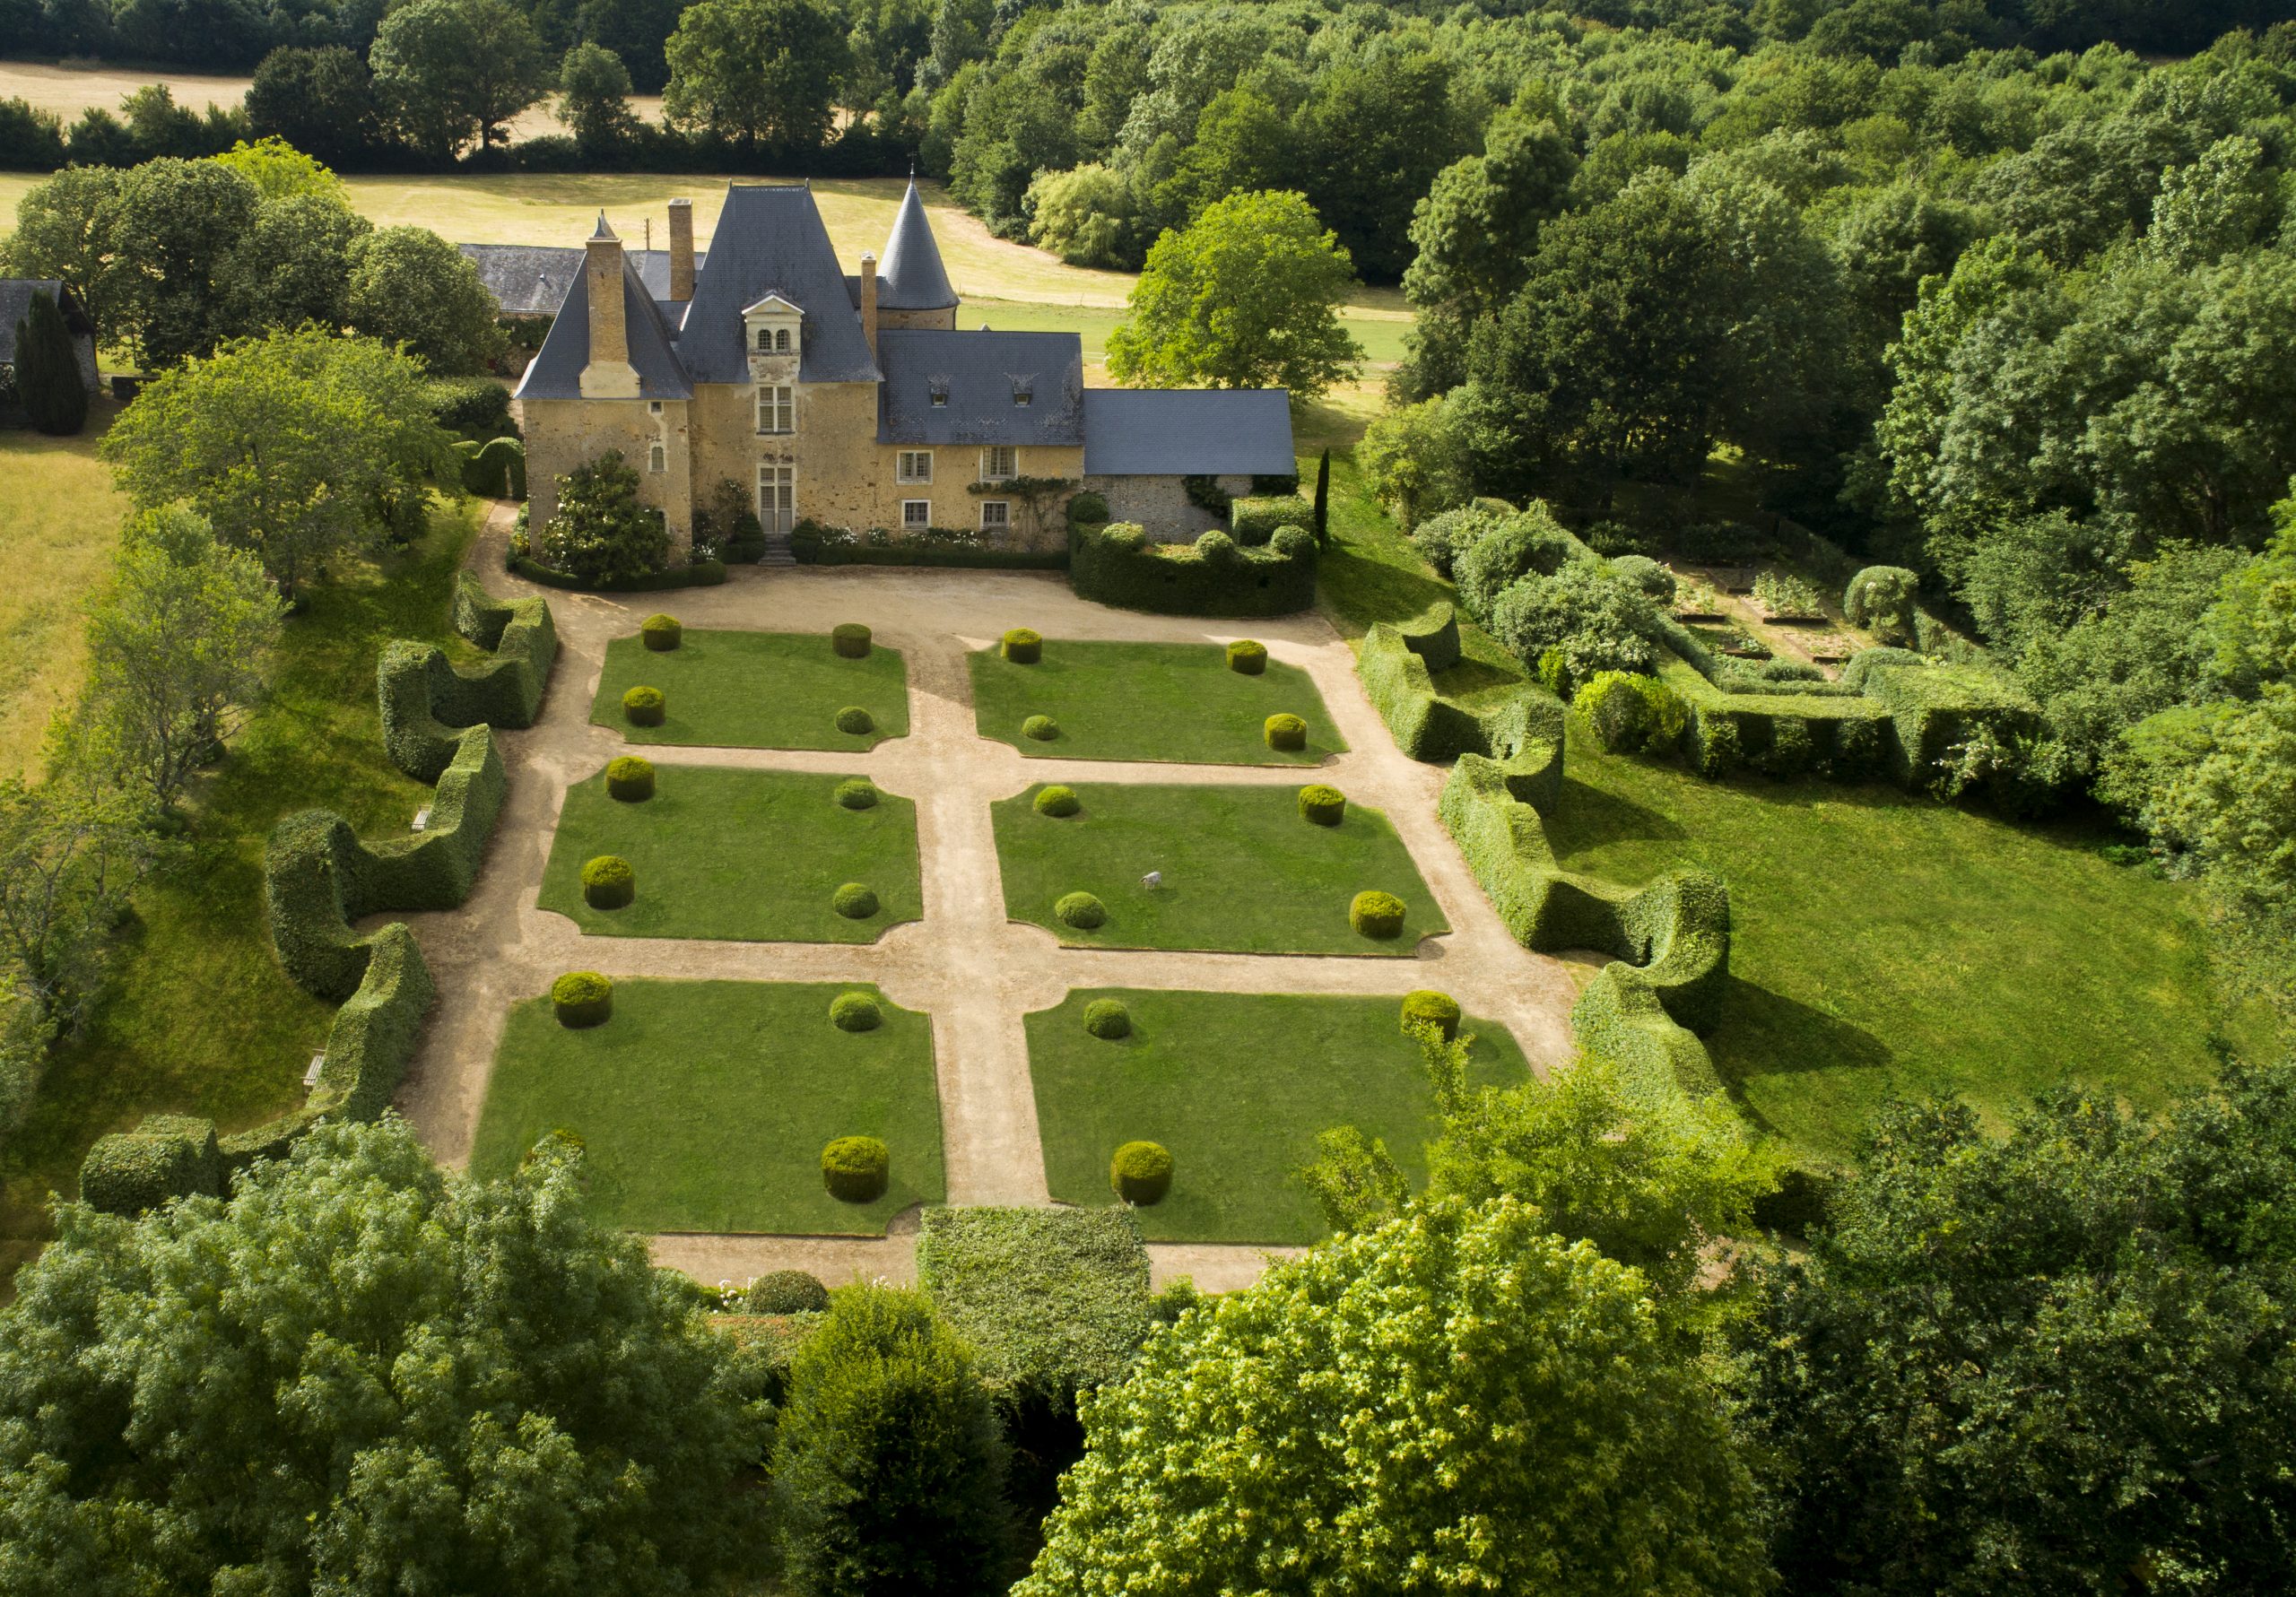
left=590, top=624, right=909, bottom=751
left=969, top=637, right=1344, bottom=765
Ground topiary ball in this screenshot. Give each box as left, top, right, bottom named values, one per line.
left=640, top=613, right=682, bottom=651
left=744, top=1269, right=830, bottom=1315
left=1033, top=785, right=1081, bottom=818
left=1264, top=713, right=1308, bottom=751
left=1227, top=638, right=1267, bottom=675
left=581, top=855, right=635, bottom=909
left=835, top=778, right=880, bottom=811
left=1400, top=989, right=1462, bottom=1040
left=1350, top=890, right=1406, bottom=939
left=1022, top=714, right=1059, bottom=742
left=831, top=881, right=879, bottom=919
left=1083, top=998, right=1131, bottom=1039
left=1297, top=784, right=1346, bottom=826
left=1002, top=627, right=1042, bottom=664
left=822, top=1135, right=890, bottom=1202
left=622, top=685, right=665, bottom=726
left=835, top=705, right=874, bottom=735
left=831, top=622, right=872, bottom=658
left=829, top=991, right=883, bottom=1032
left=1109, top=1140, right=1173, bottom=1204
left=1055, top=890, right=1107, bottom=929
left=605, top=755, right=656, bottom=802
left=551, top=970, right=613, bottom=1028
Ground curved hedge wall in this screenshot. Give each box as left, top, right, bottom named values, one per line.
left=1069, top=521, right=1316, bottom=618
left=1356, top=605, right=1565, bottom=788
left=380, top=577, right=558, bottom=781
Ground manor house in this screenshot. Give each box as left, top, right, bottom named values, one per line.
left=512, top=181, right=1296, bottom=553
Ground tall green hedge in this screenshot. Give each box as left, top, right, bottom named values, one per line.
left=80, top=1115, right=223, bottom=1216
left=1357, top=609, right=1565, bottom=794
left=1230, top=494, right=1314, bottom=545
left=378, top=579, right=557, bottom=780
left=1068, top=521, right=1316, bottom=617
left=454, top=435, right=527, bottom=499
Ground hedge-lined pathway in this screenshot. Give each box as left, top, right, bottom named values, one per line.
left=395, top=508, right=1580, bottom=1292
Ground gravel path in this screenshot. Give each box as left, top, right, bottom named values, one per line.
left=394, top=508, right=1578, bottom=1289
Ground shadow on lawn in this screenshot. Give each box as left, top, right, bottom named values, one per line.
left=1544, top=777, right=1689, bottom=853
left=1706, top=976, right=1893, bottom=1135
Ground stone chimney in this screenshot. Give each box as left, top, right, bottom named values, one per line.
left=860, top=251, right=879, bottom=358
left=579, top=213, right=639, bottom=398
left=667, top=198, right=695, bottom=302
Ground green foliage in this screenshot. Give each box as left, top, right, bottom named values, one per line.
left=1262, top=712, right=1307, bottom=751
left=605, top=755, right=656, bottom=802
left=581, top=853, right=635, bottom=908
left=664, top=0, right=846, bottom=153
left=1001, top=627, right=1042, bottom=664
left=1450, top=502, right=1595, bottom=622
left=820, top=1134, right=890, bottom=1200
left=1297, top=784, right=1346, bottom=826
left=346, top=225, right=504, bottom=374
left=834, top=778, right=879, bottom=811
left=1064, top=490, right=1109, bottom=530
left=1355, top=608, right=1568, bottom=770
left=640, top=612, right=683, bottom=650
left=744, top=1269, right=830, bottom=1315
left=539, top=454, right=669, bottom=586
left=1022, top=713, right=1059, bottom=742
left=12, top=286, right=86, bottom=436
left=833, top=705, right=874, bottom=735
left=1034, top=785, right=1081, bottom=818
left=1109, top=1139, right=1173, bottom=1204
left=457, top=435, right=528, bottom=499
left=1068, top=522, right=1318, bottom=618
left=1224, top=638, right=1267, bottom=675
left=1055, top=890, right=1107, bottom=930
left=831, top=621, right=872, bottom=658
left=1608, top=553, right=1675, bottom=603
left=831, top=881, right=880, bottom=920
left=551, top=969, right=613, bottom=1028
left=1360, top=395, right=1472, bottom=532
left=1844, top=564, right=1919, bottom=643
left=1572, top=671, right=1686, bottom=756
left=557, top=41, right=640, bottom=152
left=829, top=992, right=883, bottom=1034
left=78, top=1114, right=224, bottom=1217
left=370, top=0, right=552, bottom=157
left=1083, top=998, right=1132, bottom=1039
left=1399, top=989, right=1460, bottom=1040
left=1487, top=565, right=1663, bottom=694
left=1348, top=889, right=1406, bottom=939
left=1753, top=570, right=1825, bottom=621
left=375, top=578, right=557, bottom=780
left=1229, top=497, right=1311, bottom=546
left=917, top=1206, right=1152, bottom=1408
left=622, top=684, right=666, bottom=725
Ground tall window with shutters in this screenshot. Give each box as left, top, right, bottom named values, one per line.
left=755, top=386, right=794, bottom=435
left=758, top=463, right=795, bottom=534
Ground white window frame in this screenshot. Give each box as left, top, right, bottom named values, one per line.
left=756, top=385, right=794, bottom=436
left=979, top=499, right=1011, bottom=532
left=980, top=446, right=1016, bottom=483
left=900, top=499, right=932, bottom=532
left=897, top=449, right=934, bottom=485
left=758, top=461, right=795, bottom=534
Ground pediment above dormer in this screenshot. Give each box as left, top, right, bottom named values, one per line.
left=742, top=292, right=803, bottom=317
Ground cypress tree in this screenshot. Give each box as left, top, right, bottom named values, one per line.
left=1312, top=447, right=1331, bottom=542
left=15, top=290, right=88, bottom=436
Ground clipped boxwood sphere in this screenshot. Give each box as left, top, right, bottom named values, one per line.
left=1083, top=998, right=1132, bottom=1039
left=1264, top=712, right=1308, bottom=751
left=605, top=755, right=656, bottom=802
left=640, top=613, right=682, bottom=651
left=1033, top=785, right=1081, bottom=818
left=622, top=685, right=665, bottom=726
left=1227, top=638, right=1268, bottom=675
left=1350, top=889, right=1407, bottom=939
left=830, top=990, right=883, bottom=1032
left=581, top=855, right=635, bottom=909
left=834, top=705, right=874, bottom=735
left=1109, top=1140, right=1173, bottom=1204
left=745, top=1269, right=830, bottom=1315
left=551, top=970, right=613, bottom=1028
left=831, top=881, right=880, bottom=919
left=1002, top=627, right=1042, bottom=664
left=835, top=777, right=880, bottom=811
left=831, top=622, right=872, bottom=658
left=822, top=1135, right=890, bottom=1202
left=1400, top=989, right=1462, bottom=1040
left=1298, top=784, right=1346, bottom=826
left=1022, top=714, right=1059, bottom=742
left=1055, top=890, right=1108, bottom=929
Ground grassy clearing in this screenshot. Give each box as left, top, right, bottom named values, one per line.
left=994, top=782, right=1443, bottom=955
left=471, top=978, right=944, bottom=1235
left=0, top=405, right=131, bottom=779
left=593, top=629, right=909, bottom=751
left=970, top=639, right=1345, bottom=766
left=537, top=764, right=921, bottom=943
left=1028, top=989, right=1528, bottom=1244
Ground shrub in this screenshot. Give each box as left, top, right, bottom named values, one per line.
left=831, top=881, right=880, bottom=919
left=1055, top=890, right=1107, bottom=929
left=80, top=1115, right=224, bottom=1216
left=1068, top=521, right=1318, bottom=618
left=913, top=1207, right=1152, bottom=1409
left=1573, top=672, right=1685, bottom=755
left=1002, top=628, right=1043, bottom=664
left=581, top=855, right=634, bottom=908
left=822, top=1135, right=890, bottom=1201
left=1610, top=554, right=1676, bottom=603
left=1844, top=565, right=1920, bottom=643
left=538, top=453, right=667, bottom=585
left=1453, top=505, right=1594, bottom=622
left=1022, top=714, right=1059, bottom=742
left=1109, top=1141, right=1173, bottom=1204
left=1409, top=506, right=1504, bottom=578
left=1230, top=495, right=1312, bottom=546
left=831, top=622, right=872, bottom=658
left=1034, top=785, right=1081, bottom=817
left=1400, top=989, right=1461, bottom=1040
left=1487, top=566, right=1660, bottom=693
left=622, top=685, right=665, bottom=726
left=1264, top=713, right=1308, bottom=751
left=1675, top=520, right=1769, bottom=564
left=829, top=992, right=883, bottom=1032
left=1298, top=784, right=1347, bottom=825
left=834, top=705, right=874, bottom=735
left=745, top=1270, right=831, bottom=1315
left=604, top=755, right=655, bottom=801
left=1083, top=998, right=1131, bottom=1039
left=457, top=435, right=526, bottom=499
left=640, top=612, right=683, bottom=650
left=1585, top=520, right=1648, bottom=557
left=551, top=970, right=613, bottom=1028
left=1350, top=890, right=1407, bottom=939
left=425, top=377, right=512, bottom=438
left=834, top=778, right=879, bottom=811
left=1226, top=638, right=1267, bottom=674
left=1065, top=490, right=1109, bottom=528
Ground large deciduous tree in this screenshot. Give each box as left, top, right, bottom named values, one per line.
left=663, top=0, right=846, bottom=153
left=100, top=157, right=262, bottom=369
left=370, top=0, right=552, bottom=159
left=0, top=772, right=169, bottom=1036
left=344, top=225, right=503, bottom=374
left=243, top=46, right=384, bottom=169
left=3, top=165, right=124, bottom=353
left=555, top=41, right=639, bottom=154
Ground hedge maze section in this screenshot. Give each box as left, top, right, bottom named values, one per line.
left=994, top=782, right=1446, bottom=955
left=1357, top=603, right=1566, bottom=780
left=591, top=629, right=911, bottom=751
left=1026, top=990, right=1529, bottom=1245
left=970, top=639, right=1347, bottom=766
left=471, top=979, right=945, bottom=1236
left=538, top=766, right=924, bottom=943
left=381, top=573, right=558, bottom=782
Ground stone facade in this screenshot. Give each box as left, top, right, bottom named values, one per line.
left=1085, top=473, right=1252, bottom=542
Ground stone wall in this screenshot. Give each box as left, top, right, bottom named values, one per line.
left=1084, top=473, right=1252, bottom=542
left=519, top=395, right=694, bottom=551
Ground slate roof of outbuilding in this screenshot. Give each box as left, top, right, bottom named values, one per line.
left=458, top=246, right=705, bottom=317
left=878, top=180, right=958, bottom=310
left=511, top=256, right=693, bottom=402
left=0, top=279, right=91, bottom=365
left=876, top=329, right=1085, bottom=447
left=1080, top=387, right=1297, bottom=476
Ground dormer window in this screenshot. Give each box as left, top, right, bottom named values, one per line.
left=1013, top=383, right=1032, bottom=407
left=928, top=382, right=949, bottom=408
left=742, top=293, right=803, bottom=362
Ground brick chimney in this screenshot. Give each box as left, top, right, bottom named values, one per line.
left=667, top=197, right=695, bottom=301
left=860, top=250, right=879, bottom=358
left=579, top=213, right=639, bottom=398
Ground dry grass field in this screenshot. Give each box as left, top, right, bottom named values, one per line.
left=0, top=404, right=129, bottom=778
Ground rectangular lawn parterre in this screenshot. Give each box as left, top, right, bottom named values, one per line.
left=994, top=782, right=1445, bottom=954
left=970, top=639, right=1345, bottom=765
left=470, top=978, right=944, bottom=1234
left=539, top=764, right=921, bottom=942
left=1029, top=990, right=1530, bottom=1244
left=592, top=629, right=909, bottom=750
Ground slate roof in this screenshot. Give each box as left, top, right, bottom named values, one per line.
left=1080, top=388, right=1297, bottom=476
left=0, top=279, right=91, bottom=364
left=678, top=184, right=879, bottom=385
left=511, top=256, right=692, bottom=402
left=876, top=329, right=1085, bottom=447
left=879, top=180, right=957, bottom=310
left=459, top=245, right=705, bottom=317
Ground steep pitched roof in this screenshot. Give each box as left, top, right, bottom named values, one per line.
left=0, top=279, right=91, bottom=365
left=1081, top=388, right=1296, bottom=476
left=877, top=329, right=1085, bottom=447
left=878, top=180, right=957, bottom=311
left=511, top=256, right=693, bottom=402
left=678, top=184, right=878, bottom=384
left=459, top=246, right=705, bottom=317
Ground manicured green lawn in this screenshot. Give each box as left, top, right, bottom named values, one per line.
left=1029, top=989, right=1529, bottom=1244
left=538, top=764, right=921, bottom=942
left=970, top=639, right=1345, bottom=766
left=592, top=629, right=909, bottom=751
left=471, top=978, right=944, bottom=1235
left=993, top=782, right=1444, bottom=954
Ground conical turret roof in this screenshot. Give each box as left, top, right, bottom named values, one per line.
left=878, top=180, right=957, bottom=310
